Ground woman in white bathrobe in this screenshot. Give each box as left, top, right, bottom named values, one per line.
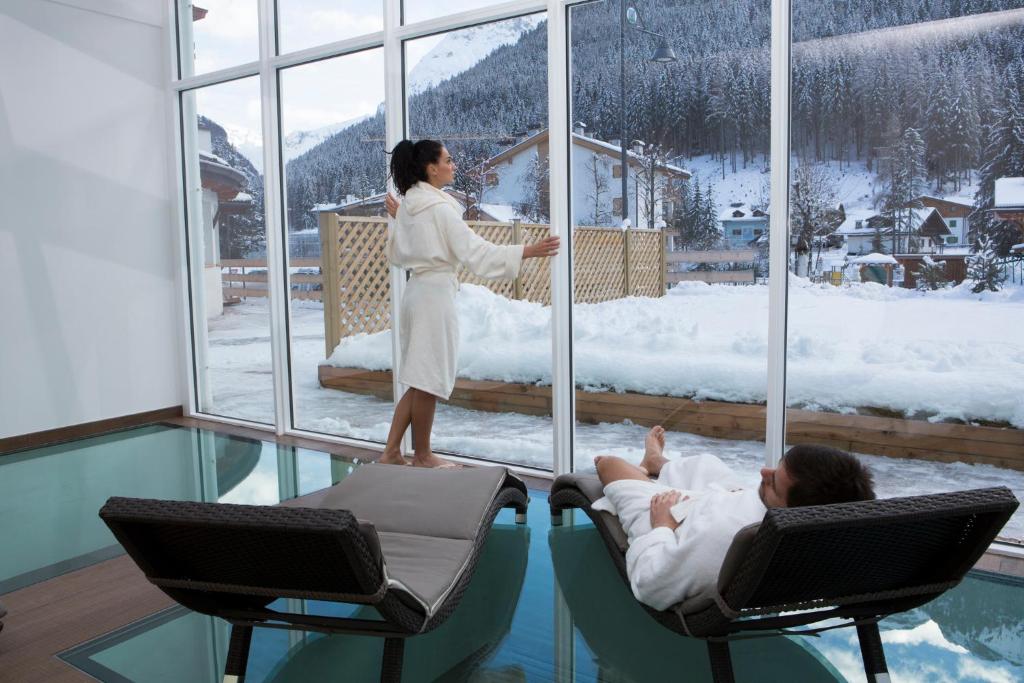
left=378, top=140, right=559, bottom=468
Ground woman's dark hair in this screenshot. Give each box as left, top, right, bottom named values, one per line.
left=783, top=445, right=876, bottom=507
left=389, top=139, right=444, bottom=195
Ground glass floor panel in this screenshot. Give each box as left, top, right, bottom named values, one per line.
left=0, top=424, right=357, bottom=594
left=2, top=425, right=1020, bottom=681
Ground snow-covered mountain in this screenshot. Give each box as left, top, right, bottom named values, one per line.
left=283, top=115, right=370, bottom=160
left=223, top=114, right=372, bottom=172
left=407, top=15, right=545, bottom=95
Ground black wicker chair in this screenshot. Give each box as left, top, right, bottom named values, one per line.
left=549, top=473, right=1018, bottom=683
left=100, top=464, right=529, bottom=683
left=0, top=601, right=6, bottom=634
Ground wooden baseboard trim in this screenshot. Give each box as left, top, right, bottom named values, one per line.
left=0, top=406, right=184, bottom=456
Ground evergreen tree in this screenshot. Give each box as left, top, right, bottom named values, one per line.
left=883, top=127, right=927, bottom=253
left=914, top=255, right=950, bottom=291
left=966, top=235, right=1006, bottom=293
left=971, top=56, right=1024, bottom=256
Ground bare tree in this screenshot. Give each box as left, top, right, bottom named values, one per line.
left=790, top=162, right=840, bottom=274
left=632, top=142, right=672, bottom=230
left=584, top=154, right=612, bottom=225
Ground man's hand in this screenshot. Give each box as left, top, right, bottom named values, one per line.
left=385, top=192, right=399, bottom=219
left=650, top=490, right=684, bottom=531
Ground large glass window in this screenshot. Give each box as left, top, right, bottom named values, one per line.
left=181, top=76, right=273, bottom=424
left=786, top=1, right=1024, bottom=541
left=176, top=1, right=259, bottom=77
left=403, top=1, right=511, bottom=25
left=275, top=1, right=383, bottom=55
left=279, top=49, right=392, bottom=441
left=400, top=14, right=553, bottom=468
left=568, top=0, right=772, bottom=478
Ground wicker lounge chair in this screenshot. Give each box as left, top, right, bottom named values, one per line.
left=100, top=463, right=529, bottom=683
left=549, top=473, right=1018, bottom=683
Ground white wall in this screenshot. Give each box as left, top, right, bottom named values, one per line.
left=0, top=0, right=182, bottom=438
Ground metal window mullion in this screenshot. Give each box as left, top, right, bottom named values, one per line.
left=384, top=0, right=409, bottom=453
left=765, top=0, right=792, bottom=467
left=258, top=0, right=292, bottom=435
left=548, top=0, right=573, bottom=476
left=166, top=0, right=198, bottom=416
left=270, top=32, right=386, bottom=71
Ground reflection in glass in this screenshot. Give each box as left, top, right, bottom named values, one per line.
left=182, top=77, right=274, bottom=424
left=177, top=1, right=259, bottom=77
left=785, top=1, right=1024, bottom=540
left=276, top=1, right=383, bottom=55
left=278, top=49, right=393, bottom=442
left=568, top=0, right=772, bottom=474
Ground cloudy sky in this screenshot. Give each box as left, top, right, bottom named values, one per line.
left=185, top=0, right=506, bottom=147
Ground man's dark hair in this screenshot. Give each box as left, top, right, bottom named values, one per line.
left=782, top=445, right=875, bottom=507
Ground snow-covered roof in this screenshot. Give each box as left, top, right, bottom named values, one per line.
left=1011, top=243, right=1024, bottom=254
left=851, top=253, right=898, bottom=265
left=914, top=194, right=972, bottom=208
left=834, top=208, right=880, bottom=235
left=478, top=129, right=690, bottom=178
left=994, top=177, right=1024, bottom=209
left=718, top=203, right=768, bottom=222
left=198, top=149, right=232, bottom=168
left=478, top=203, right=524, bottom=222
left=313, top=193, right=386, bottom=213
left=231, top=191, right=252, bottom=202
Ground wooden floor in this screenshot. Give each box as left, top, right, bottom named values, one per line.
left=0, top=416, right=1017, bottom=682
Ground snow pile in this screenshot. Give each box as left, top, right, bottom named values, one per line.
left=326, top=281, right=1024, bottom=427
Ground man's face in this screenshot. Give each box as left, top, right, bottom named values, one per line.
left=758, top=461, right=794, bottom=508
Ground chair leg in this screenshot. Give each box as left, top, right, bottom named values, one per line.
left=550, top=507, right=564, bottom=527
left=856, top=622, right=890, bottom=683
left=380, top=637, right=406, bottom=683
left=515, top=502, right=528, bottom=525
left=706, top=641, right=735, bottom=683
left=223, top=624, right=253, bottom=683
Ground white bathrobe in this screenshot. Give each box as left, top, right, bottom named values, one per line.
left=388, top=182, right=524, bottom=399
left=592, top=454, right=766, bottom=611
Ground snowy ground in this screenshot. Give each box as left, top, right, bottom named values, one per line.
left=206, top=285, right=1024, bottom=540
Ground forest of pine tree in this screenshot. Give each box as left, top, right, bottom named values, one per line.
left=225, top=0, right=1024, bottom=253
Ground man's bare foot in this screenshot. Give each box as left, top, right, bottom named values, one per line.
left=377, top=449, right=409, bottom=466
left=639, top=426, right=669, bottom=477
left=411, top=452, right=463, bottom=469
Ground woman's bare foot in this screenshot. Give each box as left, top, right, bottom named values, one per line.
left=411, top=452, right=463, bottom=469
left=639, top=426, right=669, bottom=477
left=377, top=448, right=409, bottom=466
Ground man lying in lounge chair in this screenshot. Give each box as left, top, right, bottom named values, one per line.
left=592, top=427, right=876, bottom=610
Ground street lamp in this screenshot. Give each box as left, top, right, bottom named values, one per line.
left=619, top=2, right=677, bottom=225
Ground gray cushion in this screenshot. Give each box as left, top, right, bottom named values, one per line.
left=283, top=463, right=514, bottom=612
left=716, top=522, right=762, bottom=594
left=317, top=464, right=507, bottom=540
left=376, top=532, right=473, bottom=609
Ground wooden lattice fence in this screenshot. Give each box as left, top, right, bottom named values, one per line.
left=317, top=214, right=666, bottom=356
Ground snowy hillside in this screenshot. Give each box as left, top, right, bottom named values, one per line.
left=680, top=154, right=979, bottom=218
left=283, top=115, right=370, bottom=161
left=407, top=15, right=544, bottom=95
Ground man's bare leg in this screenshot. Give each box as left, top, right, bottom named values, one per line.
left=639, top=425, right=669, bottom=478
left=595, top=456, right=652, bottom=486
left=409, top=389, right=460, bottom=468
left=379, top=389, right=414, bottom=465
left=594, top=426, right=669, bottom=485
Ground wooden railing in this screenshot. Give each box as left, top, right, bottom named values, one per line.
left=221, top=258, right=323, bottom=302
left=666, top=249, right=756, bottom=284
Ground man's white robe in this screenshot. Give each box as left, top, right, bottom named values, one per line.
left=388, top=182, right=523, bottom=399
left=592, top=454, right=766, bottom=611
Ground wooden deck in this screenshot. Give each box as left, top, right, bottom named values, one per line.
left=319, top=366, right=1024, bottom=472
